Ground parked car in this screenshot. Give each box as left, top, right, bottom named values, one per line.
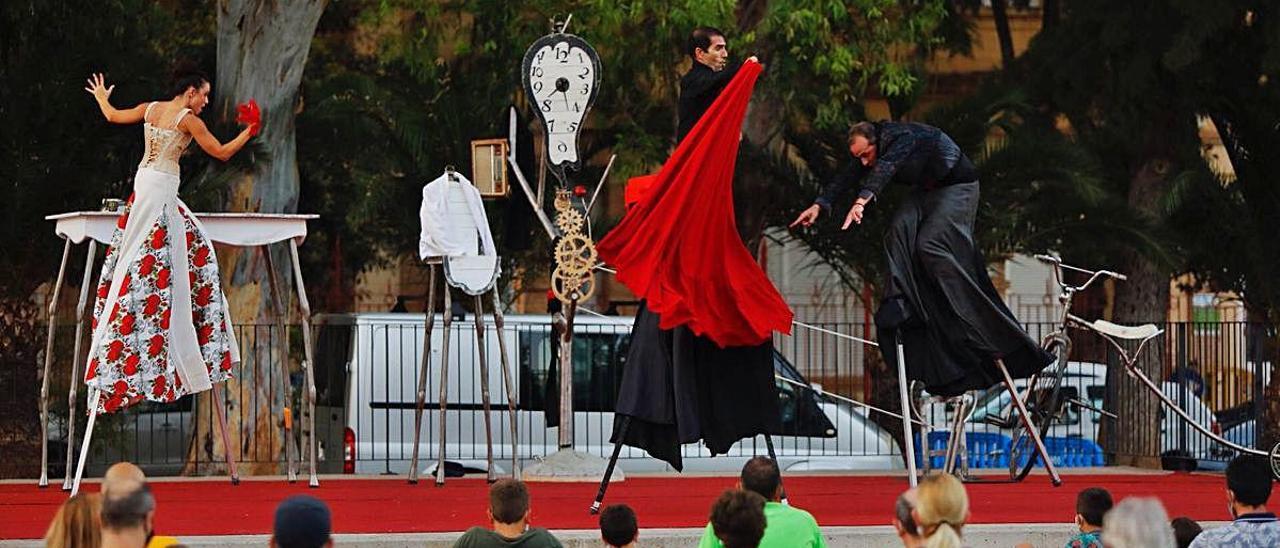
left=311, top=312, right=900, bottom=476
left=919, top=362, right=1224, bottom=469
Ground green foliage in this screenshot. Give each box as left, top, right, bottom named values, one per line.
left=0, top=0, right=214, bottom=300
left=287, top=0, right=964, bottom=309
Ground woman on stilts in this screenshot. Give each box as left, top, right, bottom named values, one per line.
left=77, top=63, right=257, bottom=490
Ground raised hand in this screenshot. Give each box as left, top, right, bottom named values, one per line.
left=84, top=73, right=114, bottom=102
left=235, top=99, right=262, bottom=136
left=841, top=203, right=865, bottom=230
left=789, top=204, right=821, bottom=229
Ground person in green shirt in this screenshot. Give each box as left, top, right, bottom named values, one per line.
left=452, top=479, right=563, bottom=548
left=698, top=457, right=827, bottom=548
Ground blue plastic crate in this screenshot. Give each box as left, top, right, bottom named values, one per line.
left=1010, top=435, right=1105, bottom=468
left=913, top=431, right=1011, bottom=469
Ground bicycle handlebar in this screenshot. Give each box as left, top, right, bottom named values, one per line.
left=1035, top=254, right=1128, bottom=287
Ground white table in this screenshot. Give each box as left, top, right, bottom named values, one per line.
left=39, top=211, right=322, bottom=489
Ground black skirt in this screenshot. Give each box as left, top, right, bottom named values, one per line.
left=876, top=181, right=1052, bottom=397
left=609, top=303, right=781, bottom=471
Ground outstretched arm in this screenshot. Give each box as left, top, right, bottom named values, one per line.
left=181, top=115, right=254, bottom=162
left=85, top=73, right=147, bottom=124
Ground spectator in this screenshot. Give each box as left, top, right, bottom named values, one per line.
left=698, top=457, right=825, bottom=547
left=1171, top=517, right=1203, bottom=548
left=100, top=479, right=155, bottom=548
left=453, top=479, right=562, bottom=547
left=598, top=504, right=638, bottom=547
left=709, top=489, right=767, bottom=548
left=892, top=488, right=922, bottom=548
left=45, top=492, right=102, bottom=548
left=1104, top=497, right=1175, bottom=548
left=914, top=474, right=968, bottom=548
left=271, top=495, right=333, bottom=548
left=1065, top=487, right=1112, bottom=548
left=103, top=461, right=146, bottom=493
left=1190, top=455, right=1280, bottom=547
left=102, top=461, right=180, bottom=548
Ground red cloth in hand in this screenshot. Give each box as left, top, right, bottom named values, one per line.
left=597, top=61, right=792, bottom=347
left=235, top=99, right=261, bottom=136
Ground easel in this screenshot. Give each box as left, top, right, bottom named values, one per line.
left=407, top=167, right=519, bottom=485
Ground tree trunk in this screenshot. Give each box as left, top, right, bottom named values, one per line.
left=1100, top=156, right=1172, bottom=469
left=990, top=0, right=1016, bottom=69
left=184, top=0, right=327, bottom=476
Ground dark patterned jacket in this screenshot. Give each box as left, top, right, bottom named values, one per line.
left=815, top=121, right=977, bottom=213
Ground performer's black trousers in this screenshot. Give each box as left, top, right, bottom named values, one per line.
left=610, top=303, right=781, bottom=471
left=877, top=181, right=1052, bottom=397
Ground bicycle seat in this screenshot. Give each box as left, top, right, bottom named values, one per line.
left=1090, top=319, right=1161, bottom=340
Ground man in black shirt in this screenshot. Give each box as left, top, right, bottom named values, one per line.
left=791, top=121, right=1051, bottom=397
left=608, top=27, right=779, bottom=472
left=677, top=27, right=756, bottom=142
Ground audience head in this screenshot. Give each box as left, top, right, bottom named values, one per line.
left=740, top=456, right=782, bottom=502
left=487, top=479, right=531, bottom=526
left=103, top=461, right=146, bottom=495
left=892, top=487, right=921, bottom=547
left=1226, top=455, right=1273, bottom=514
left=1075, top=487, right=1113, bottom=530
left=710, top=489, right=766, bottom=548
left=598, top=504, right=638, bottom=547
left=1103, top=497, right=1175, bottom=548
left=100, top=479, right=155, bottom=541
left=914, top=474, right=968, bottom=548
left=271, top=495, right=332, bottom=548
left=44, top=492, right=102, bottom=548
left=1170, top=516, right=1203, bottom=548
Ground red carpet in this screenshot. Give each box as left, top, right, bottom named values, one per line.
left=1, top=473, right=1228, bottom=539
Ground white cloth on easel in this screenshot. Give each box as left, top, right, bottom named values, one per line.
left=419, top=171, right=500, bottom=295
left=419, top=171, right=496, bottom=259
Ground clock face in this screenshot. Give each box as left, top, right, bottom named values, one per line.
left=522, top=33, right=601, bottom=184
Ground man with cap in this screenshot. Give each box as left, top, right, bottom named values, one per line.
left=271, top=495, right=333, bottom=548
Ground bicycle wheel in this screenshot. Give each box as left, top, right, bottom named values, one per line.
left=1270, top=442, right=1280, bottom=480
left=1008, top=333, right=1071, bottom=481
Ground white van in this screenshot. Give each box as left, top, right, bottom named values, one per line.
left=309, top=312, right=900, bottom=476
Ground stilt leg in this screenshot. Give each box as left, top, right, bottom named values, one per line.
left=764, top=433, right=788, bottom=504
left=64, top=241, right=98, bottom=490
left=436, top=284, right=453, bottom=486
left=211, top=384, right=240, bottom=485
left=287, top=240, right=320, bottom=488
left=409, top=264, right=438, bottom=484
left=39, top=239, right=71, bottom=488
left=70, top=388, right=101, bottom=497
left=591, top=416, right=630, bottom=514
left=944, top=398, right=966, bottom=475
left=997, top=359, right=1062, bottom=486
left=489, top=291, right=519, bottom=480
left=896, top=335, right=919, bottom=487
left=473, top=295, right=496, bottom=483
left=262, top=245, right=297, bottom=482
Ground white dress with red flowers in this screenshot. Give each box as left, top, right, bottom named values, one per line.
left=83, top=103, right=240, bottom=414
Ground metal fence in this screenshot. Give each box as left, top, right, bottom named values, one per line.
left=17, top=315, right=1276, bottom=479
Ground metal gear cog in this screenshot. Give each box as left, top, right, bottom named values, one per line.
left=551, top=265, right=596, bottom=303
left=555, top=209, right=585, bottom=234
left=554, top=234, right=597, bottom=275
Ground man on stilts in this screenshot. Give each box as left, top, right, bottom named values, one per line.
left=790, top=121, right=1053, bottom=398
left=592, top=27, right=792, bottom=511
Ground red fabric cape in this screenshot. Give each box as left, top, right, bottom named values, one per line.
left=597, top=61, right=792, bottom=347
